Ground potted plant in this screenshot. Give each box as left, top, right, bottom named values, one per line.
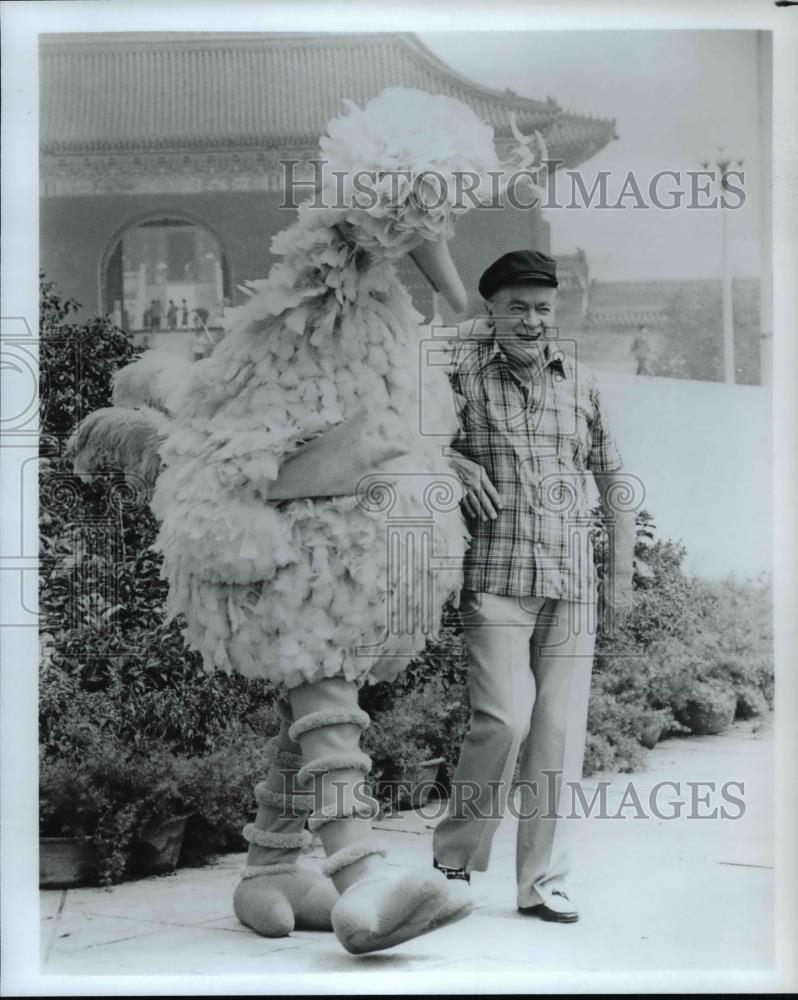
left=734, top=683, right=769, bottom=721
left=675, top=680, right=737, bottom=736
left=39, top=738, right=193, bottom=887
left=637, top=707, right=674, bottom=749
left=408, top=757, right=446, bottom=809
left=39, top=754, right=99, bottom=889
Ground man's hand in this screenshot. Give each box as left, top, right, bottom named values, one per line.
left=448, top=453, right=503, bottom=521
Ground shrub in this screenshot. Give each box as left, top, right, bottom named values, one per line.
left=40, top=657, right=276, bottom=760
left=38, top=278, right=288, bottom=880
left=584, top=667, right=672, bottom=776
left=39, top=274, right=140, bottom=441
left=674, top=680, right=738, bottom=736
left=362, top=671, right=470, bottom=805
left=39, top=712, right=285, bottom=883
left=39, top=277, right=276, bottom=761
left=734, top=684, right=769, bottom=720
left=177, top=724, right=281, bottom=865
left=39, top=737, right=192, bottom=886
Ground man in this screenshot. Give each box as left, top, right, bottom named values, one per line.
left=433, top=249, right=635, bottom=923
left=150, top=298, right=162, bottom=330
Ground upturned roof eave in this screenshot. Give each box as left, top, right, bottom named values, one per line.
left=39, top=31, right=617, bottom=168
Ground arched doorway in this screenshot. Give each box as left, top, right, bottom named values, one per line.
left=103, top=216, right=232, bottom=356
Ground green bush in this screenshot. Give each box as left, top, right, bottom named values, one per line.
left=38, top=279, right=285, bottom=879
left=40, top=274, right=140, bottom=440
left=176, top=723, right=282, bottom=865
left=362, top=671, right=469, bottom=805
left=39, top=728, right=284, bottom=885
left=39, top=278, right=275, bottom=757
left=39, top=737, right=192, bottom=886
left=674, top=680, right=737, bottom=735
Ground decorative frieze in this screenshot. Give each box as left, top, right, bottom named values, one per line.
left=40, top=145, right=319, bottom=197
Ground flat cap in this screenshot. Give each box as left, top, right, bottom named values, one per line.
left=478, top=249, right=558, bottom=299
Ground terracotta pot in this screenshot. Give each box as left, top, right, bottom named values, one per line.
left=130, top=814, right=191, bottom=875
left=639, top=720, right=664, bottom=750
left=40, top=837, right=95, bottom=889
left=406, top=758, right=445, bottom=810
left=639, top=711, right=671, bottom=749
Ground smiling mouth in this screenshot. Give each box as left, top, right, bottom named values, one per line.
left=513, top=325, right=544, bottom=340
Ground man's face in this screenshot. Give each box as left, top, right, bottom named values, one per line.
left=487, top=282, right=557, bottom=367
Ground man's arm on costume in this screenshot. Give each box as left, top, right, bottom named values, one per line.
left=443, top=320, right=503, bottom=521
left=268, top=408, right=411, bottom=500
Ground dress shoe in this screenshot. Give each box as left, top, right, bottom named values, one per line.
left=433, top=858, right=471, bottom=885
left=518, top=889, right=578, bottom=923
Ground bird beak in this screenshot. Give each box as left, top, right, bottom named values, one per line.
left=408, top=237, right=468, bottom=314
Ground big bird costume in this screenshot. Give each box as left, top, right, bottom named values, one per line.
left=71, top=87, right=506, bottom=954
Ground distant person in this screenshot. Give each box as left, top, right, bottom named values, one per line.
left=150, top=299, right=162, bottom=331
left=142, top=307, right=151, bottom=331
left=111, top=300, right=122, bottom=330
left=167, top=300, right=177, bottom=330
left=181, top=299, right=189, bottom=327
left=632, top=326, right=654, bottom=376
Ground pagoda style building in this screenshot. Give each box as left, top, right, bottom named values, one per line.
left=40, top=31, right=617, bottom=351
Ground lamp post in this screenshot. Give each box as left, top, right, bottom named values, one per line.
left=701, top=153, right=744, bottom=384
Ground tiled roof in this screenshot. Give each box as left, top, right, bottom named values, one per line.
left=39, top=32, right=616, bottom=168
left=587, top=276, right=759, bottom=313
left=583, top=277, right=760, bottom=330
left=584, top=308, right=670, bottom=329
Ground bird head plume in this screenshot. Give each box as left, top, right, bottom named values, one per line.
left=316, top=88, right=501, bottom=258
left=226, top=87, right=502, bottom=329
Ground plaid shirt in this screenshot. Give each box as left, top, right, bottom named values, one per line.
left=448, top=329, right=623, bottom=602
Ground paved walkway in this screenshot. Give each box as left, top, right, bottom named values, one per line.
left=39, top=717, right=776, bottom=987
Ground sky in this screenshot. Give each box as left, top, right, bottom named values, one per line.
left=419, top=30, right=766, bottom=282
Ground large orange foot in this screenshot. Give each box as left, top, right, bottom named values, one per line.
left=331, top=869, right=473, bottom=955
left=234, top=865, right=338, bottom=937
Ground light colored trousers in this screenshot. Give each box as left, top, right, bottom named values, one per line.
left=433, top=590, right=596, bottom=908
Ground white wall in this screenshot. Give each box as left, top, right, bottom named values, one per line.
left=593, top=372, right=772, bottom=580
